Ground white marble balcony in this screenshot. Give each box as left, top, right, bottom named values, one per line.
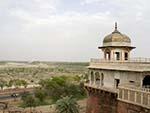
left=118, top=85, right=150, bottom=109
left=89, top=58, right=150, bottom=72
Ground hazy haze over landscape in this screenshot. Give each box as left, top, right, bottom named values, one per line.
left=0, top=0, right=150, bottom=61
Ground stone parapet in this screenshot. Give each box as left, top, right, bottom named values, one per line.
left=91, top=58, right=150, bottom=63
left=118, top=86, right=150, bottom=109
left=84, top=83, right=118, bottom=94
left=89, top=58, right=150, bottom=72
left=85, top=85, right=118, bottom=113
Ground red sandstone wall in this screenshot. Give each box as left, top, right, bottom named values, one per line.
left=86, top=94, right=100, bottom=113
left=86, top=91, right=117, bottom=113
left=85, top=89, right=150, bottom=113
left=117, top=100, right=150, bottom=113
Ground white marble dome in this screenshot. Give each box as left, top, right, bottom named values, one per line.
left=103, top=23, right=131, bottom=47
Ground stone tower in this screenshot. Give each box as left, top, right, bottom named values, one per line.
left=84, top=23, right=150, bottom=113
left=99, top=22, right=135, bottom=62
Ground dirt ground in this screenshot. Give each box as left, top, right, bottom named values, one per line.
left=29, top=98, right=87, bottom=113
left=0, top=98, right=87, bottom=113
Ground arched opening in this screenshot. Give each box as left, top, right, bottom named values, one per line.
left=124, top=52, right=128, bottom=60
left=101, top=73, right=104, bottom=86
left=106, top=52, right=110, bottom=60
left=114, top=52, right=120, bottom=60
left=114, top=79, right=120, bottom=88
left=85, top=73, right=89, bottom=83
left=95, top=72, right=100, bottom=86
left=91, top=71, right=94, bottom=84
left=143, top=75, right=150, bottom=88
left=104, top=49, right=111, bottom=60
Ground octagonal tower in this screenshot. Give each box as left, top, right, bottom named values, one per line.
left=99, top=22, right=135, bottom=61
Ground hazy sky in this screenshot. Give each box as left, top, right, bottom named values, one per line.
left=0, top=0, right=150, bottom=62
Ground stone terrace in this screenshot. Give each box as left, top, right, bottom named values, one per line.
left=89, top=58, right=150, bottom=72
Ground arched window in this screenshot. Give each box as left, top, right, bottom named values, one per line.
left=84, top=73, right=88, bottom=83
left=91, top=71, right=94, bottom=84
left=104, top=49, right=111, bottom=60
left=124, top=52, right=128, bottom=60
left=101, top=73, right=104, bottom=86
left=143, top=75, right=150, bottom=88
left=115, top=52, right=120, bottom=60
left=106, top=52, right=110, bottom=60
left=95, top=72, right=100, bottom=86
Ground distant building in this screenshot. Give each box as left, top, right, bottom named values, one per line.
left=85, top=23, right=150, bottom=113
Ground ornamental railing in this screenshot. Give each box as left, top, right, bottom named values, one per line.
left=118, top=86, right=150, bottom=109
left=84, top=81, right=150, bottom=108
left=90, top=57, right=150, bottom=63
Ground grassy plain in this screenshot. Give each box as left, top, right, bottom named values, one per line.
left=0, top=61, right=88, bottom=84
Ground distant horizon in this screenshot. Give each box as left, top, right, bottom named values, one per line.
left=0, top=60, right=89, bottom=63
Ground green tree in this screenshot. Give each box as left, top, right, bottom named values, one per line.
left=56, top=96, right=79, bottom=113
left=8, top=79, right=28, bottom=88
left=38, top=76, right=86, bottom=102
left=38, top=79, right=47, bottom=87
left=21, top=94, right=37, bottom=111
left=73, top=75, right=81, bottom=82
left=34, top=88, right=46, bottom=102
left=20, top=80, right=28, bottom=88
left=8, top=80, right=13, bottom=88
left=0, top=79, right=7, bottom=89
left=15, top=79, right=23, bottom=88
left=38, top=77, right=67, bottom=101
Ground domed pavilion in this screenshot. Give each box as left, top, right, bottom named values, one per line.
left=99, top=22, right=135, bottom=61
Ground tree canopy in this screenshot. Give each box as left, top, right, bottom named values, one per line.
left=0, top=79, right=7, bottom=89
left=38, top=76, right=86, bottom=102
left=56, top=96, right=79, bottom=113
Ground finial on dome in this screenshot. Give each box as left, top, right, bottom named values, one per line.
left=115, top=22, right=117, bottom=30
left=112, top=22, right=120, bottom=34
